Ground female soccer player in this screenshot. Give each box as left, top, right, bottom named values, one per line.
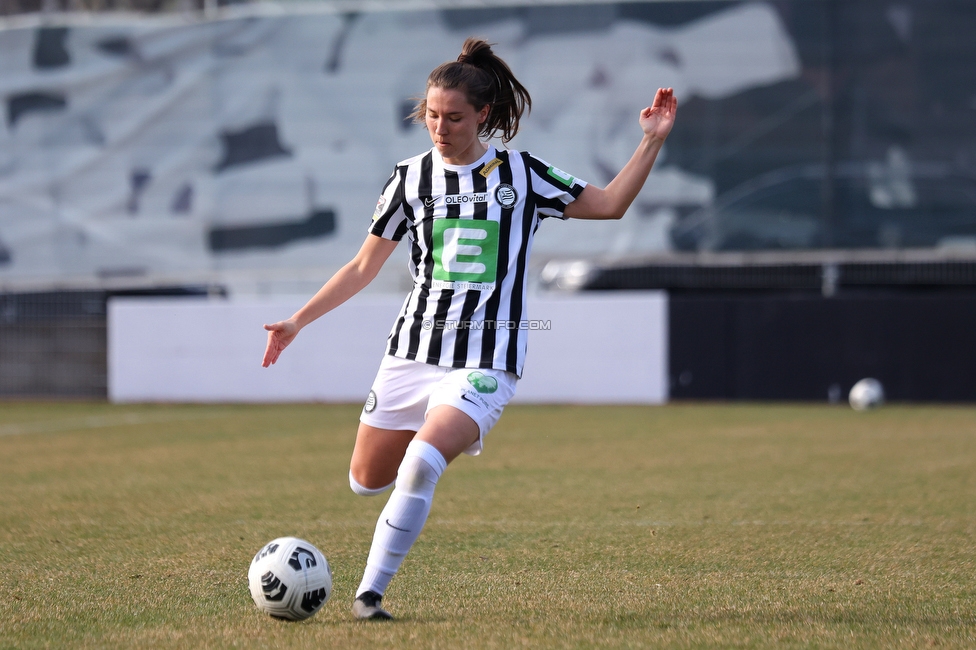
left=262, top=38, right=677, bottom=620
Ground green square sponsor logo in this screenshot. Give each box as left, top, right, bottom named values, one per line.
left=432, top=219, right=499, bottom=283
left=547, top=165, right=575, bottom=187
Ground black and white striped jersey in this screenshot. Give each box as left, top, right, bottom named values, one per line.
left=368, top=145, right=586, bottom=377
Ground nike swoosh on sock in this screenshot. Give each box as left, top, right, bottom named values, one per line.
left=385, top=519, right=411, bottom=533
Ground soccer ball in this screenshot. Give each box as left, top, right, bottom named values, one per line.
left=849, top=378, right=884, bottom=411
left=247, top=537, right=332, bottom=620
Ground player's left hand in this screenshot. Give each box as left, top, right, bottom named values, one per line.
left=639, top=87, right=677, bottom=142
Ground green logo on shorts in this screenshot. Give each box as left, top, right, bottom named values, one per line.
left=467, top=371, right=498, bottom=394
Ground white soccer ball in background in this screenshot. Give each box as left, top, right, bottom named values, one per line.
left=849, top=378, right=885, bottom=411
left=247, top=537, right=332, bottom=620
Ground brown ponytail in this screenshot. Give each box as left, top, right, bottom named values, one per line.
left=412, top=37, right=531, bottom=144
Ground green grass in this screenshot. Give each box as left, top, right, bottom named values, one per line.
left=1, top=402, right=974, bottom=649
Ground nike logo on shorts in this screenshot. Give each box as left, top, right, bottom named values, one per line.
left=460, top=393, right=481, bottom=408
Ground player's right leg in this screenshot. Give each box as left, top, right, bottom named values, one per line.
left=348, top=423, right=415, bottom=494
left=351, top=355, right=441, bottom=495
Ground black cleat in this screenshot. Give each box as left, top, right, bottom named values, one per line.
left=352, top=590, right=394, bottom=620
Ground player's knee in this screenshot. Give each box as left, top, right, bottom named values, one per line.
left=348, top=469, right=393, bottom=497
left=395, top=455, right=436, bottom=493
left=395, top=440, right=447, bottom=493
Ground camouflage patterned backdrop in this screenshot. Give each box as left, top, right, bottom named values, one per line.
left=1, top=1, right=975, bottom=295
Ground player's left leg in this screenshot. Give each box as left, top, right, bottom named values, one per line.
left=352, top=367, right=517, bottom=620
left=353, top=406, right=477, bottom=619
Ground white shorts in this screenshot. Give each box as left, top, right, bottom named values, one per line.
left=359, top=355, right=518, bottom=456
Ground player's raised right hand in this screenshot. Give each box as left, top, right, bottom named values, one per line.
left=262, top=319, right=299, bottom=367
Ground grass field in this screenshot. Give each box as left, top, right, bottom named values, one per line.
left=1, top=402, right=974, bottom=649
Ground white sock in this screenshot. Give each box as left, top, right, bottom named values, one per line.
left=356, top=440, right=447, bottom=597
left=348, top=470, right=394, bottom=496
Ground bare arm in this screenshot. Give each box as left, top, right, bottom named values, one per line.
left=564, top=87, right=678, bottom=221
left=261, top=234, right=399, bottom=367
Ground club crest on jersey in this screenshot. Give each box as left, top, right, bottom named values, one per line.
left=494, top=183, right=518, bottom=209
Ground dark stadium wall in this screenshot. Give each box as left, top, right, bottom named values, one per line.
left=0, top=292, right=107, bottom=398
left=0, top=288, right=220, bottom=398
left=669, top=291, right=976, bottom=402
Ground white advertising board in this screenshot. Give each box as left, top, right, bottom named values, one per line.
left=108, top=292, right=668, bottom=404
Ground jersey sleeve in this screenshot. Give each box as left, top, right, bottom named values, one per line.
left=367, top=166, right=410, bottom=241
left=525, top=153, right=588, bottom=220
